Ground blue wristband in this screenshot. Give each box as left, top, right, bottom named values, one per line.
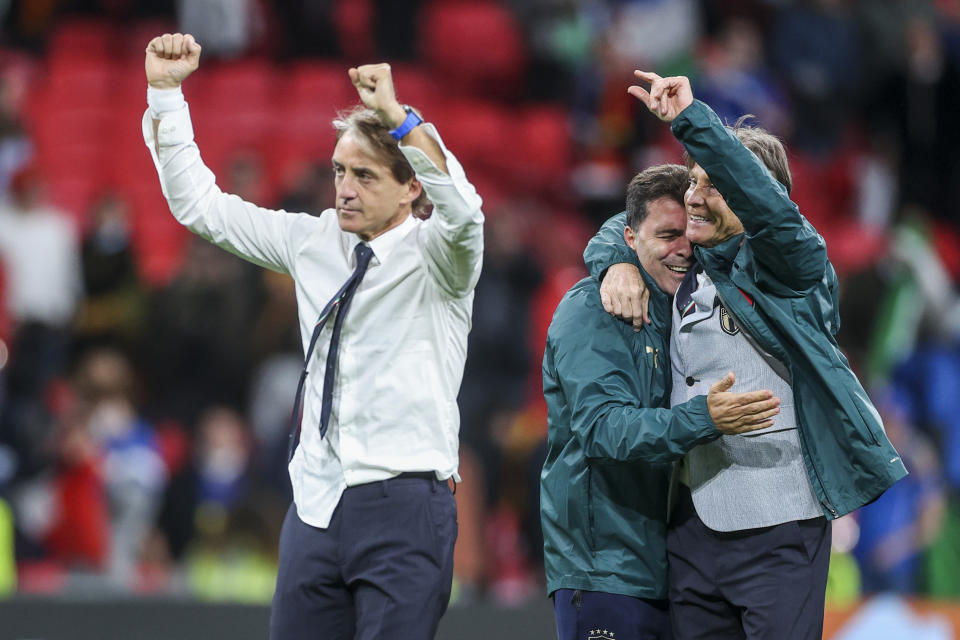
left=389, top=106, right=422, bottom=140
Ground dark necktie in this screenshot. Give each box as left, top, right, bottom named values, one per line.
left=288, top=243, right=374, bottom=461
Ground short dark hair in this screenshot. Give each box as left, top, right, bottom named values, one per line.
left=625, top=164, right=689, bottom=231
left=332, top=105, right=429, bottom=215
left=683, top=115, right=792, bottom=194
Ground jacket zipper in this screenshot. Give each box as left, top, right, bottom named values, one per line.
left=586, top=464, right=597, bottom=556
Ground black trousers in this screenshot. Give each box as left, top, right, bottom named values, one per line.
left=666, top=486, right=831, bottom=640
left=270, top=474, right=457, bottom=640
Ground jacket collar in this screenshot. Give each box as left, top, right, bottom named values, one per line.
left=694, top=232, right=744, bottom=273
left=638, top=264, right=672, bottom=331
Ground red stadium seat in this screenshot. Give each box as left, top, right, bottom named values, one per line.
left=41, top=55, right=115, bottom=107
left=427, top=98, right=508, bottom=175
left=281, top=61, right=356, bottom=114
left=122, top=19, right=179, bottom=58
left=505, top=105, right=573, bottom=193
left=47, top=19, right=114, bottom=60
left=28, top=104, right=112, bottom=147
left=125, top=184, right=190, bottom=287
left=419, top=1, right=526, bottom=99
left=46, top=177, right=100, bottom=228
left=185, top=58, right=277, bottom=117
left=332, top=0, right=375, bottom=60
left=389, top=64, right=439, bottom=112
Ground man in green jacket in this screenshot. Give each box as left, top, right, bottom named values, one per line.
left=584, top=71, right=908, bottom=639
left=541, top=164, right=782, bottom=640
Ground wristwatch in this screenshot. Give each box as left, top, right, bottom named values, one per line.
left=388, top=105, right=423, bottom=140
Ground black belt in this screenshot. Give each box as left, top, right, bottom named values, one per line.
left=395, top=471, right=438, bottom=481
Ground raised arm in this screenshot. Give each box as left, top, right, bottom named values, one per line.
left=348, top=64, right=447, bottom=174
left=629, top=70, right=827, bottom=294
left=671, top=101, right=826, bottom=293
left=143, top=33, right=300, bottom=274
left=350, top=64, right=484, bottom=298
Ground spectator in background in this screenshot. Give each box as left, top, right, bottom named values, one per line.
left=76, top=191, right=145, bottom=353
left=458, top=212, right=542, bottom=511
left=607, top=0, right=699, bottom=72
left=0, top=164, right=81, bottom=353
left=695, top=18, right=789, bottom=138
left=141, top=237, right=261, bottom=427
left=888, top=15, right=960, bottom=218
left=176, top=0, right=264, bottom=59
left=151, top=403, right=284, bottom=602
left=156, top=406, right=257, bottom=563
left=278, top=161, right=336, bottom=218
left=0, top=164, right=81, bottom=483
left=770, top=0, right=860, bottom=155
left=47, top=347, right=166, bottom=589
left=0, top=77, right=31, bottom=203
left=853, top=391, right=946, bottom=594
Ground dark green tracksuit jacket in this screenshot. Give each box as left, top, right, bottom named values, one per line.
left=541, top=267, right=719, bottom=600
left=584, top=100, right=908, bottom=522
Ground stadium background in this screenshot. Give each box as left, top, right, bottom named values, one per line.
left=0, top=0, right=958, bottom=637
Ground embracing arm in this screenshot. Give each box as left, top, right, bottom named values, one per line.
left=584, top=212, right=636, bottom=280
left=583, top=212, right=650, bottom=328
left=545, top=287, right=780, bottom=463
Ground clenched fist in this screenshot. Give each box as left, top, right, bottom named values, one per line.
left=145, top=33, right=201, bottom=89
left=348, top=63, right=407, bottom=130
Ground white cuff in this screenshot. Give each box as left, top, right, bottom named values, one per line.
left=147, top=85, right=186, bottom=119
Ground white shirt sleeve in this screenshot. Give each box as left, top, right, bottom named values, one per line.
left=142, top=103, right=300, bottom=275
left=400, top=124, right=484, bottom=299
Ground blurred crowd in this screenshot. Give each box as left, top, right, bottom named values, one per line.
left=0, top=0, right=957, bottom=608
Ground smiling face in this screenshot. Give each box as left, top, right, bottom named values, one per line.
left=683, top=163, right=744, bottom=248
left=332, top=132, right=421, bottom=241
left=625, top=195, right=693, bottom=295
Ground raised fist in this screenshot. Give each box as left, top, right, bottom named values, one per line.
left=348, top=63, right=407, bottom=129
left=145, top=33, right=201, bottom=89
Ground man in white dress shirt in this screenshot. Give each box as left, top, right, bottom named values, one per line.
left=144, top=33, right=484, bottom=639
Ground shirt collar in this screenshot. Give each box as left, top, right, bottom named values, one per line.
left=347, top=214, right=417, bottom=266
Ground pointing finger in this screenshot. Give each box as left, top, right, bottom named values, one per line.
left=633, top=70, right=661, bottom=83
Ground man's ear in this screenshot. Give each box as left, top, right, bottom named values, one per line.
left=402, top=178, right=422, bottom=207
left=624, top=224, right=637, bottom=250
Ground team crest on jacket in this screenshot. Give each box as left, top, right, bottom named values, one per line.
left=719, top=305, right=740, bottom=335
left=587, top=630, right=615, bottom=640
